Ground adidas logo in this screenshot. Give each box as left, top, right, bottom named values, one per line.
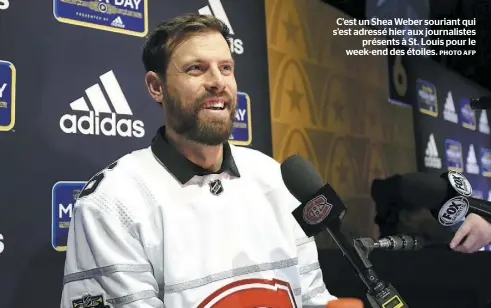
left=59, top=70, right=145, bottom=138
left=198, top=0, right=244, bottom=54
left=111, top=16, right=125, bottom=29
left=443, top=91, right=458, bottom=123
left=424, top=133, right=442, bottom=169
left=479, top=110, right=490, bottom=134
left=466, top=144, right=479, bottom=174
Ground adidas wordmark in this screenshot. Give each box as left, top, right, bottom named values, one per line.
left=466, top=144, right=479, bottom=174
left=479, top=110, right=490, bottom=134
left=198, top=0, right=244, bottom=54
left=111, top=16, right=125, bottom=29
left=424, top=133, right=442, bottom=169
left=443, top=91, right=458, bottom=123
left=59, top=71, right=145, bottom=138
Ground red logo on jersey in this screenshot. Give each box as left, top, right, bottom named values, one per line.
left=197, top=278, right=298, bottom=308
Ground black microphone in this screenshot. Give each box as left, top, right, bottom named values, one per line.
left=470, top=96, right=491, bottom=109
left=396, top=171, right=491, bottom=226
left=281, top=154, right=410, bottom=308
left=280, top=155, right=346, bottom=237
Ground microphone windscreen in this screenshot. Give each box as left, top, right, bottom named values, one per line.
left=399, top=172, right=448, bottom=209
left=326, top=298, right=364, bottom=308
left=280, top=155, right=324, bottom=202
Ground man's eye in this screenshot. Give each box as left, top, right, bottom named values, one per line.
left=187, top=65, right=202, bottom=72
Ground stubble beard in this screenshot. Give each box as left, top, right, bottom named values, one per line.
left=164, top=89, right=236, bottom=146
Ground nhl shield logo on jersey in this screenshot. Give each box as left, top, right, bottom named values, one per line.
left=198, top=278, right=298, bottom=308
left=208, top=179, right=224, bottom=196
left=71, top=294, right=111, bottom=308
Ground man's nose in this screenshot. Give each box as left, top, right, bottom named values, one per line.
left=204, top=67, right=226, bottom=92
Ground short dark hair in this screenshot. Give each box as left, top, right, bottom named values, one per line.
left=141, top=13, right=232, bottom=78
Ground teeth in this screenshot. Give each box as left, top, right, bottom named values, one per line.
left=211, top=102, right=224, bottom=108
left=205, top=101, right=225, bottom=109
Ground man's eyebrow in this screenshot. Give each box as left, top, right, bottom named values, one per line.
left=181, top=58, right=235, bottom=65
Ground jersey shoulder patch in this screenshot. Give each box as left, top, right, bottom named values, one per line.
left=77, top=160, right=119, bottom=200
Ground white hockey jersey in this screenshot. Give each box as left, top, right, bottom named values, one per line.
left=60, top=127, right=337, bottom=308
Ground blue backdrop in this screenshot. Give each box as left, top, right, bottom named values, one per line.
left=389, top=53, right=491, bottom=251
left=0, top=0, right=271, bottom=306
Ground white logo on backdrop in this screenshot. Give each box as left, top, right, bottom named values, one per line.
left=59, top=70, right=145, bottom=138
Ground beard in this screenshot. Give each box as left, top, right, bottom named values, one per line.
left=164, top=88, right=236, bottom=146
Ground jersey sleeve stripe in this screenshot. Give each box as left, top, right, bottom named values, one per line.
left=63, top=264, right=153, bottom=284
left=298, top=261, right=320, bottom=275
left=164, top=257, right=299, bottom=294
left=302, top=285, right=328, bottom=302
left=295, top=236, right=315, bottom=246
left=106, top=289, right=158, bottom=306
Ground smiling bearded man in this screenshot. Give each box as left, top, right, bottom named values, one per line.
left=59, top=13, right=337, bottom=308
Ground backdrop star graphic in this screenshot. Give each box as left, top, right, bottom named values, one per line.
left=287, top=83, right=304, bottom=112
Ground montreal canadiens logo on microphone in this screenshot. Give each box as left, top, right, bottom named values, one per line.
left=447, top=170, right=472, bottom=196
left=302, top=195, right=332, bottom=225
left=438, top=195, right=470, bottom=226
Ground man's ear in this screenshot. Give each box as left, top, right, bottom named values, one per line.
left=144, top=71, right=164, bottom=104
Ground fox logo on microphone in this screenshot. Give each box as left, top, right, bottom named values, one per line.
left=303, top=195, right=332, bottom=225
left=447, top=170, right=472, bottom=196
left=438, top=195, right=469, bottom=226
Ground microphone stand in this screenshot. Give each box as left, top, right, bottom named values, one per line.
left=352, top=237, right=409, bottom=308
left=325, top=220, right=409, bottom=307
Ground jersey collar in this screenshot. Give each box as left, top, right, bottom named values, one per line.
left=151, top=126, right=241, bottom=184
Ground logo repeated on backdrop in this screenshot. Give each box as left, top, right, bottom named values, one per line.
left=198, top=0, right=244, bottom=54
left=465, top=144, right=480, bottom=174
left=445, top=139, right=463, bottom=172
left=0, top=60, right=16, bottom=132
left=459, top=98, right=476, bottom=130
left=53, top=0, right=148, bottom=37
left=443, top=91, right=458, bottom=123
left=417, top=79, right=438, bottom=117
left=0, top=0, right=9, bottom=10
left=59, top=70, right=145, bottom=138
left=229, top=91, right=251, bottom=146
left=480, top=148, right=491, bottom=177
left=478, top=110, right=490, bottom=134
left=424, top=133, right=442, bottom=169
left=52, top=181, right=86, bottom=251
